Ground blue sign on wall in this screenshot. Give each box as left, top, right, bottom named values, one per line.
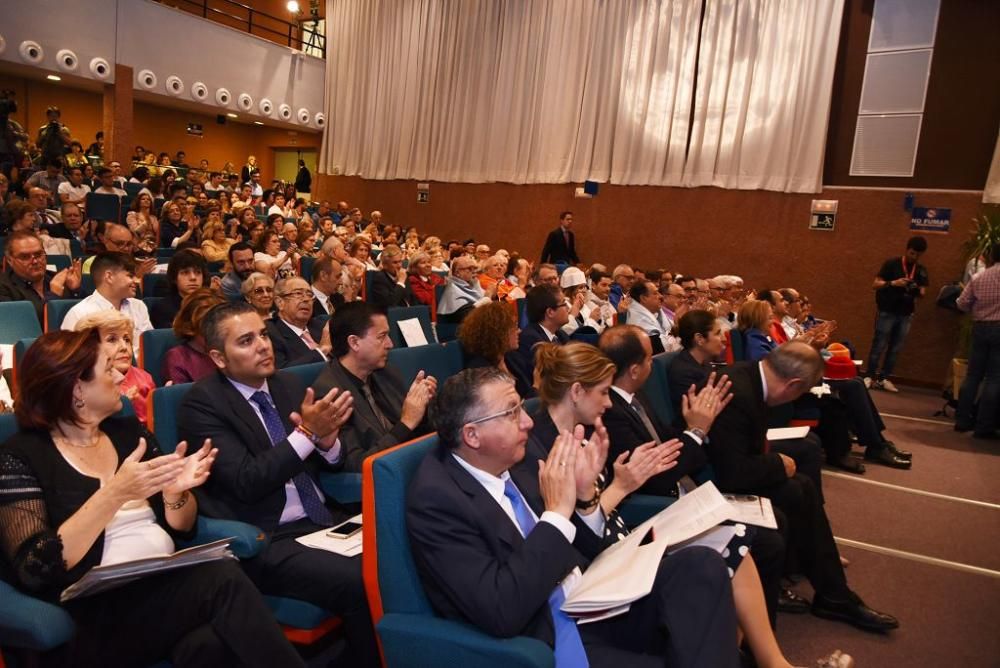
left=910, top=207, right=951, bottom=234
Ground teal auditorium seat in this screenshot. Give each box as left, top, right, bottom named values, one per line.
left=363, top=434, right=554, bottom=668
left=299, top=256, right=316, bottom=281
left=139, top=329, right=181, bottom=386
left=728, top=328, right=746, bottom=363
left=43, top=299, right=80, bottom=332
left=387, top=342, right=463, bottom=387
left=0, top=302, right=43, bottom=342
left=46, top=254, right=71, bottom=271
left=644, top=351, right=680, bottom=428
left=80, top=273, right=95, bottom=296
left=387, top=305, right=435, bottom=347
left=142, top=272, right=167, bottom=297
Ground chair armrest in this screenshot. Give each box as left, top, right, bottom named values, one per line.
left=178, top=516, right=269, bottom=559
left=319, top=472, right=362, bottom=505
left=377, top=613, right=553, bottom=668
left=619, top=493, right=674, bottom=527
left=0, top=579, right=75, bottom=651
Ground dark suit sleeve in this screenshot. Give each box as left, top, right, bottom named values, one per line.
left=706, top=395, right=787, bottom=492
left=407, top=466, right=579, bottom=638
left=370, top=271, right=406, bottom=309
left=539, top=230, right=554, bottom=264
left=177, top=384, right=311, bottom=504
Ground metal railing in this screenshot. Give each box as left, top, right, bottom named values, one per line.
left=155, top=0, right=325, bottom=57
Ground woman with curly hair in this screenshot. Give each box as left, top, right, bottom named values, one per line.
left=457, top=301, right=533, bottom=397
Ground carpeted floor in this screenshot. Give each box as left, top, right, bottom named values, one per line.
left=775, top=385, right=1000, bottom=667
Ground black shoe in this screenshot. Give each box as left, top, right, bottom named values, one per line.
left=882, top=440, right=912, bottom=460
left=864, top=448, right=912, bottom=469
left=811, top=592, right=899, bottom=632
left=954, top=424, right=972, bottom=433
left=778, top=588, right=811, bottom=614
left=973, top=431, right=1000, bottom=441
left=827, top=455, right=866, bottom=474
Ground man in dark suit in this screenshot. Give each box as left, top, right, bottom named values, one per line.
left=0, top=231, right=82, bottom=325
left=176, top=301, right=380, bottom=667
left=599, top=324, right=793, bottom=625
left=515, top=284, right=570, bottom=382
left=265, top=276, right=328, bottom=368
left=309, top=255, right=344, bottom=320
left=540, top=210, right=580, bottom=265
left=407, top=367, right=741, bottom=667
left=368, top=244, right=412, bottom=310
left=708, top=341, right=898, bottom=633
left=311, top=302, right=435, bottom=471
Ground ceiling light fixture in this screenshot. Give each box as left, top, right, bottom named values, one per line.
left=46, top=74, right=61, bottom=81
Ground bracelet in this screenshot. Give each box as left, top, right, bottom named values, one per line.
left=295, top=424, right=320, bottom=443
left=575, top=480, right=601, bottom=511
left=163, top=490, right=189, bottom=511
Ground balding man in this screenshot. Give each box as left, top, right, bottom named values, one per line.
left=478, top=254, right=505, bottom=294
left=707, top=341, right=898, bottom=633
left=27, top=187, right=60, bottom=230
left=609, top=264, right=635, bottom=310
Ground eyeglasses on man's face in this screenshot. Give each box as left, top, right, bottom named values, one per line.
left=467, top=399, right=525, bottom=426
left=11, top=250, right=46, bottom=264
left=278, top=289, right=312, bottom=300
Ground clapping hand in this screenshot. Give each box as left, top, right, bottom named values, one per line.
left=292, top=387, right=355, bottom=448
left=681, top=371, right=732, bottom=432
left=109, top=438, right=186, bottom=502
left=573, top=421, right=609, bottom=500
left=538, top=429, right=581, bottom=518
left=611, top=439, right=683, bottom=495
left=400, top=371, right=437, bottom=429
left=163, top=439, right=218, bottom=496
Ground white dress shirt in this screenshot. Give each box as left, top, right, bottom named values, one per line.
left=227, top=377, right=341, bottom=525
left=61, top=290, right=153, bottom=346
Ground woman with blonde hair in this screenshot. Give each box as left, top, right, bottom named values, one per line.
left=457, top=301, right=531, bottom=396
left=162, top=288, right=226, bottom=385
left=406, top=250, right=445, bottom=308
left=201, top=219, right=235, bottom=263
left=73, top=311, right=155, bottom=422
left=240, top=155, right=258, bottom=185
left=738, top=300, right=775, bottom=362
left=528, top=341, right=824, bottom=668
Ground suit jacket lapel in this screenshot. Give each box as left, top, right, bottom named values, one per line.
left=442, top=451, right=523, bottom=550
left=216, top=374, right=276, bottom=454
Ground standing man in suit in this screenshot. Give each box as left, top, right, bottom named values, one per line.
left=516, top=284, right=570, bottom=383
left=368, top=244, right=412, bottom=309
left=176, top=301, right=380, bottom=667
left=540, top=211, right=580, bottom=266
left=265, top=276, right=328, bottom=368
left=311, top=302, right=436, bottom=471
left=707, top=341, right=898, bottom=633
left=407, top=367, right=741, bottom=667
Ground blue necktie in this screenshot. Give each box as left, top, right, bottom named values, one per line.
left=502, top=478, right=589, bottom=668
left=249, top=390, right=335, bottom=526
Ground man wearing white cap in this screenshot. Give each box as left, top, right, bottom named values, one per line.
left=559, top=267, right=609, bottom=336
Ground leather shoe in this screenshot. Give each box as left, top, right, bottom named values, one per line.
left=954, top=424, right=972, bottom=433
left=864, top=448, right=912, bottom=469
left=882, top=440, right=911, bottom=459
left=811, top=592, right=899, bottom=632
left=973, top=431, right=1000, bottom=441
left=778, top=588, right=810, bottom=614
left=827, top=455, right=865, bottom=474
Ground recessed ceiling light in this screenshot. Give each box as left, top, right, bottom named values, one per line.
left=46, top=74, right=61, bottom=81
left=227, top=112, right=238, bottom=118
left=253, top=121, right=264, bottom=125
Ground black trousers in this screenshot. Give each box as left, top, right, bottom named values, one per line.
left=578, top=546, right=740, bottom=668
left=751, top=524, right=786, bottom=628
left=828, top=377, right=887, bottom=450
left=241, top=518, right=380, bottom=668
left=761, top=473, right=848, bottom=599
left=60, top=561, right=303, bottom=668
left=769, top=433, right=824, bottom=504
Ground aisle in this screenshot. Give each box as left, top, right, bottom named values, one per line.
left=775, top=387, right=1000, bottom=667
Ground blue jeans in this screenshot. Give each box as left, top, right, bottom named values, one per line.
left=956, top=323, right=1000, bottom=434
left=866, top=311, right=913, bottom=378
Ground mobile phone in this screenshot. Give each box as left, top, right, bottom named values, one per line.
left=326, top=520, right=362, bottom=539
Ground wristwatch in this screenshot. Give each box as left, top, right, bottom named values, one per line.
left=687, top=427, right=709, bottom=444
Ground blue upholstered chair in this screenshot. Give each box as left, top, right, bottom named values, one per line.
left=142, top=272, right=168, bottom=297
left=0, top=302, right=43, bottom=342
left=644, top=351, right=680, bottom=428
left=387, top=342, right=463, bottom=387
left=42, top=299, right=80, bottom=333
left=138, top=328, right=181, bottom=387
left=387, top=305, right=435, bottom=347
left=362, top=434, right=554, bottom=667
left=46, top=254, right=71, bottom=271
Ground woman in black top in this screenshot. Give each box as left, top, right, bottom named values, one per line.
left=0, top=330, right=303, bottom=667
left=457, top=301, right=534, bottom=397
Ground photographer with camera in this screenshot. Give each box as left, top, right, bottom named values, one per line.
left=0, top=90, right=28, bottom=178
left=36, top=106, right=71, bottom=165
left=864, top=236, right=929, bottom=392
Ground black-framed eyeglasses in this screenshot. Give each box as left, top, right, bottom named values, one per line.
left=11, top=250, right=46, bottom=263
left=278, top=289, right=312, bottom=300
left=467, top=400, right=524, bottom=425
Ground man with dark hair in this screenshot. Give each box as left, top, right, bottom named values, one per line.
left=311, top=256, right=345, bottom=318
left=757, top=288, right=789, bottom=344
left=266, top=276, right=329, bottom=368
left=248, top=169, right=263, bottom=199
left=516, top=284, right=570, bottom=381
left=708, top=341, right=899, bottom=633
left=36, top=107, right=70, bottom=163
left=0, top=231, right=82, bottom=324
left=62, top=251, right=152, bottom=344
left=532, top=262, right=559, bottom=288
left=176, top=301, right=379, bottom=667
left=586, top=269, right=617, bottom=328
left=598, top=324, right=793, bottom=623
left=57, top=166, right=91, bottom=210
left=540, top=210, right=579, bottom=265
left=865, top=235, right=929, bottom=392
left=205, top=171, right=224, bottom=191
left=676, top=275, right=698, bottom=305
left=25, top=158, right=67, bottom=202
left=407, top=367, right=742, bottom=667
left=310, top=302, right=436, bottom=470
left=221, top=241, right=256, bottom=301
left=93, top=166, right=126, bottom=197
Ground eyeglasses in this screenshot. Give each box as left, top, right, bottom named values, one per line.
left=467, top=400, right=524, bottom=425
left=252, top=286, right=275, bottom=295
left=278, top=289, right=312, bottom=300
left=11, top=250, right=46, bottom=263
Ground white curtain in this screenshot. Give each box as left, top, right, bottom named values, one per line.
left=320, top=0, right=842, bottom=193
left=985, top=129, right=1000, bottom=204
left=682, top=0, right=844, bottom=191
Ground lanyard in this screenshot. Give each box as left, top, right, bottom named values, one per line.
left=900, top=257, right=917, bottom=281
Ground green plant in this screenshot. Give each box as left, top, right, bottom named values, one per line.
left=963, top=208, right=1000, bottom=263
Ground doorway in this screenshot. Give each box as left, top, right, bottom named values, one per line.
left=273, top=148, right=318, bottom=189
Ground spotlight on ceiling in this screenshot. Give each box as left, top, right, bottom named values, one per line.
left=47, top=74, right=61, bottom=81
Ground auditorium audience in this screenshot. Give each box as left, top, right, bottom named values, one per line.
left=515, top=284, right=570, bottom=382
left=628, top=279, right=679, bottom=354
left=457, top=300, right=533, bottom=398
left=176, top=302, right=379, bottom=667
left=311, top=302, right=435, bottom=471
left=267, top=277, right=329, bottom=368
left=150, top=249, right=209, bottom=329
left=0, top=329, right=303, bottom=667
left=369, top=244, right=412, bottom=309
left=0, top=231, right=82, bottom=324
left=437, top=254, right=489, bottom=324
left=62, top=252, right=153, bottom=346
left=162, top=288, right=226, bottom=385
